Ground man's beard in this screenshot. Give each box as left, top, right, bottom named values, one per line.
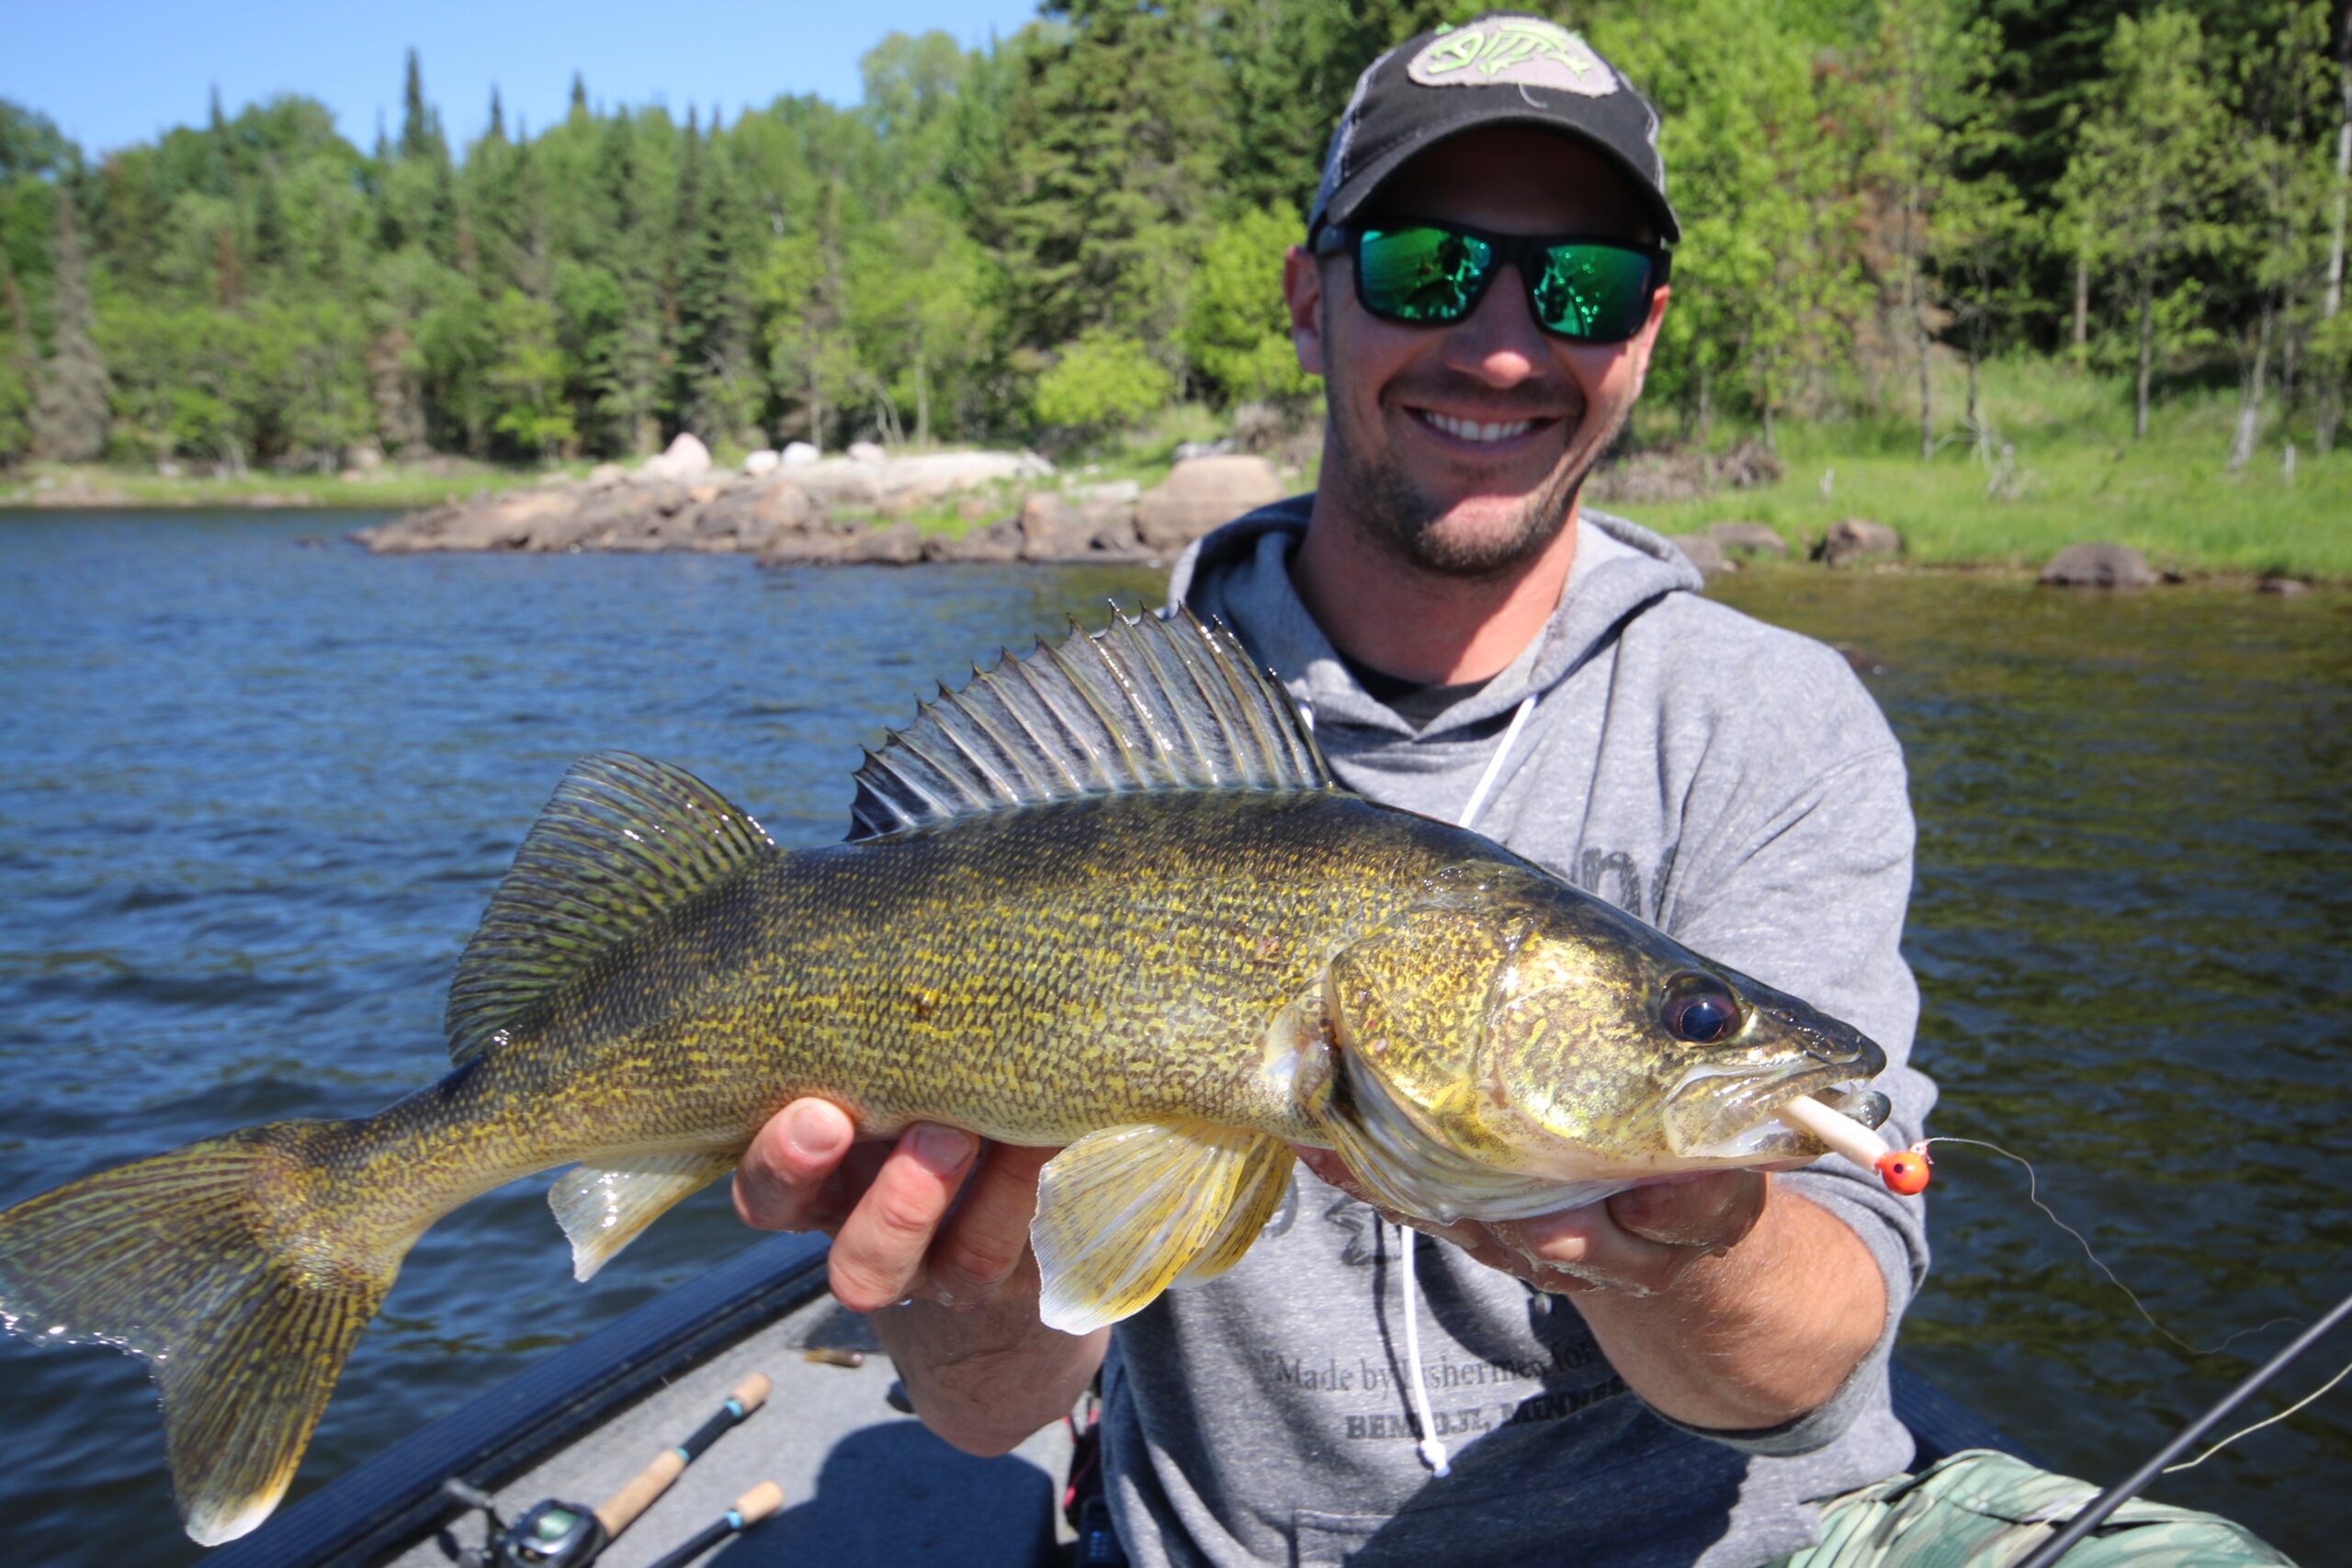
left=1323, top=392, right=1626, bottom=581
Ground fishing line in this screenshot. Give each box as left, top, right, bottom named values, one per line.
left=2161, top=1357, right=2352, bottom=1474
left=1914, top=1136, right=2296, bottom=1360
left=2013, top=1286, right=2352, bottom=1568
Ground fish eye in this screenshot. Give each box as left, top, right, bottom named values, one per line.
left=1662, top=979, right=1741, bottom=1044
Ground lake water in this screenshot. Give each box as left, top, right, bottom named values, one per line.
left=0, top=513, right=2342, bottom=1566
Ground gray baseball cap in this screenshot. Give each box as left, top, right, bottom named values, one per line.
left=1307, top=13, right=1679, bottom=244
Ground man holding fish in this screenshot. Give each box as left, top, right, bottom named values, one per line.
left=734, top=15, right=2297, bottom=1567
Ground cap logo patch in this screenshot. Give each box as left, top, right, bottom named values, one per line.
left=1408, top=17, right=1619, bottom=98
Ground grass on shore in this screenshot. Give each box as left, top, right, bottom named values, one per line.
left=0, top=459, right=569, bottom=513
left=1609, top=356, right=2352, bottom=581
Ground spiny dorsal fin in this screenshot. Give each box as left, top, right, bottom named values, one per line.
left=847, top=608, right=1331, bottom=841
left=446, top=752, right=774, bottom=1063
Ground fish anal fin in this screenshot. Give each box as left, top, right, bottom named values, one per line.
left=1031, top=1119, right=1287, bottom=1335
left=551, top=1151, right=739, bottom=1280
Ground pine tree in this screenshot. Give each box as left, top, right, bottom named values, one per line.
left=985, top=0, right=1228, bottom=357
left=30, top=187, right=111, bottom=462
left=673, top=123, right=755, bottom=443
left=0, top=259, right=34, bottom=465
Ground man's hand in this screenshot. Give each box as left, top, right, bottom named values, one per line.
left=733, top=1099, right=1108, bottom=1458
left=1295, top=1147, right=1883, bottom=1431
left=733, top=1098, right=1050, bottom=1313
left=1294, top=1148, right=1765, bottom=1297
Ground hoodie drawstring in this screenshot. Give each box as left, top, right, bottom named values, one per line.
left=1396, top=688, right=1539, bottom=1480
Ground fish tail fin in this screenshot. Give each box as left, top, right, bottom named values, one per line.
left=0, top=1119, right=405, bottom=1545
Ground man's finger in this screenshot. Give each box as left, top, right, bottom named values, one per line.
left=733, top=1098, right=857, bottom=1232
left=826, top=1123, right=978, bottom=1313
left=928, top=1144, right=1055, bottom=1303
left=1607, top=1171, right=1766, bottom=1252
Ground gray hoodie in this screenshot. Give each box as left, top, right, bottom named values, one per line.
left=1099, top=498, right=1934, bottom=1568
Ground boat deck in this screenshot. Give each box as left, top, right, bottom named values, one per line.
left=211, top=1235, right=1075, bottom=1568
left=399, top=1293, right=1073, bottom=1568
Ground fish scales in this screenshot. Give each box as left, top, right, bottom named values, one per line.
left=0, top=610, right=1895, bottom=1546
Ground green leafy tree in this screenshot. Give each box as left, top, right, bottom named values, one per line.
left=2057, top=9, right=2233, bottom=438
left=1601, top=0, right=1858, bottom=450
left=845, top=199, right=1000, bottom=446
left=1034, top=328, right=1173, bottom=439
left=486, top=288, right=574, bottom=459
left=1184, top=206, right=1314, bottom=407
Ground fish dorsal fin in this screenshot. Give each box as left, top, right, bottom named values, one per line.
left=847, top=608, right=1332, bottom=841
left=446, top=752, right=774, bottom=1064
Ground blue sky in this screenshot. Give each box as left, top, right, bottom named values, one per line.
left=2, top=1, right=1046, bottom=157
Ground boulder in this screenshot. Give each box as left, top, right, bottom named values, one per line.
left=1019, top=492, right=1095, bottom=559
left=836, top=522, right=925, bottom=565
left=1670, top=534, right=1733, bottom=576
left=688, top=479, right=817, bottom=552
left=1018, top=491, right=1144, bottom=560
left=1134, top=456, right=1283, bottom=553
left=2038, top=542, right=2158, bottom=589
left=1814, top=518, right=1903, bottom=569
left=757, top=531, right=845, bottom=567
left=642, top=432, right=711, bottom=480
left=782, top=441, right=820, bottom=466
left=586, top=462, right=628, bottom=487
left=2257, top=575, right=2312, bottom=597
left=1706, top=522, right=1789, bottom=559
left=742, top=449, right=780, bottom=477
left=847, top=439, right=888, bottom=464
left=923, top=518, right=1025, bottom=563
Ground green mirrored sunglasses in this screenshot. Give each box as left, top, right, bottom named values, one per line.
left=1316, top=220, right=1669, bottom=344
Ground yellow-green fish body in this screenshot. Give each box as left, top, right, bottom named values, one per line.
left=0, top=612, right=1889, bottom=1546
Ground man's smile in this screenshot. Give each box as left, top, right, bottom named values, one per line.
left=1411, top=409, right=1549, bottom=446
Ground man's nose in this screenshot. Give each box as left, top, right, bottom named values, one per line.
left=1441, top=265, right=1552, bottom=389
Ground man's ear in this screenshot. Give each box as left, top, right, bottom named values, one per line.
left=1626, top=284, right=1671, bottom=396
left=1283, top=245, right=1326, bottom=377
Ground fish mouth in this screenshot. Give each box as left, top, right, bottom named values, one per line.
left=1661, top=1015, right=1888, bottom=1161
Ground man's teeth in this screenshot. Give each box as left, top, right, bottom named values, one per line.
left=1423, top=412, right=1534, bottom=443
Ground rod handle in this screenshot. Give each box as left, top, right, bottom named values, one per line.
left=593, top=1446, right=684, bottom=1538
left=729, top=1371, right=773, bottom=1414
left=733, top=1481, right=786, bottom=1525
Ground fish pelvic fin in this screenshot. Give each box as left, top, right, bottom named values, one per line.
left=0, top=1121, right=405, bottom=1545
left=1031, top=1120, right=1295, bottom=1335
left=447, top=752, right=775, bottom=1065
left=550, top=1150, right=739, bottom=1280
left=847, top=608, right=1332, bottom=841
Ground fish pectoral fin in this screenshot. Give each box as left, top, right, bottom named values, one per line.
left=1032, top=1120, right=1289, bottom=1335
left=551, top=1151, right=739, bottom=1281
left=1172, top=1137, right=1295, bottom=1289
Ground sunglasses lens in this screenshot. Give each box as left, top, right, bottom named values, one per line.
left=1532, top=244, right=1654, bottom=341
left=1356, top=227, right=1494, bottom=324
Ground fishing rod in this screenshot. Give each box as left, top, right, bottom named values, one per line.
left=2015, top=1286, right=2352, bottom=1568
left=439, top=1371, right=773, bottom=1568
left=639, top=1482, right=787, bottom=1568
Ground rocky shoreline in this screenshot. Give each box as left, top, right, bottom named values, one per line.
left=353, top=436, right=1291, bottom=568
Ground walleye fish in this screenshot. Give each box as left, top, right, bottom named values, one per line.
left=0, top=610, right=1890, bottom=1546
